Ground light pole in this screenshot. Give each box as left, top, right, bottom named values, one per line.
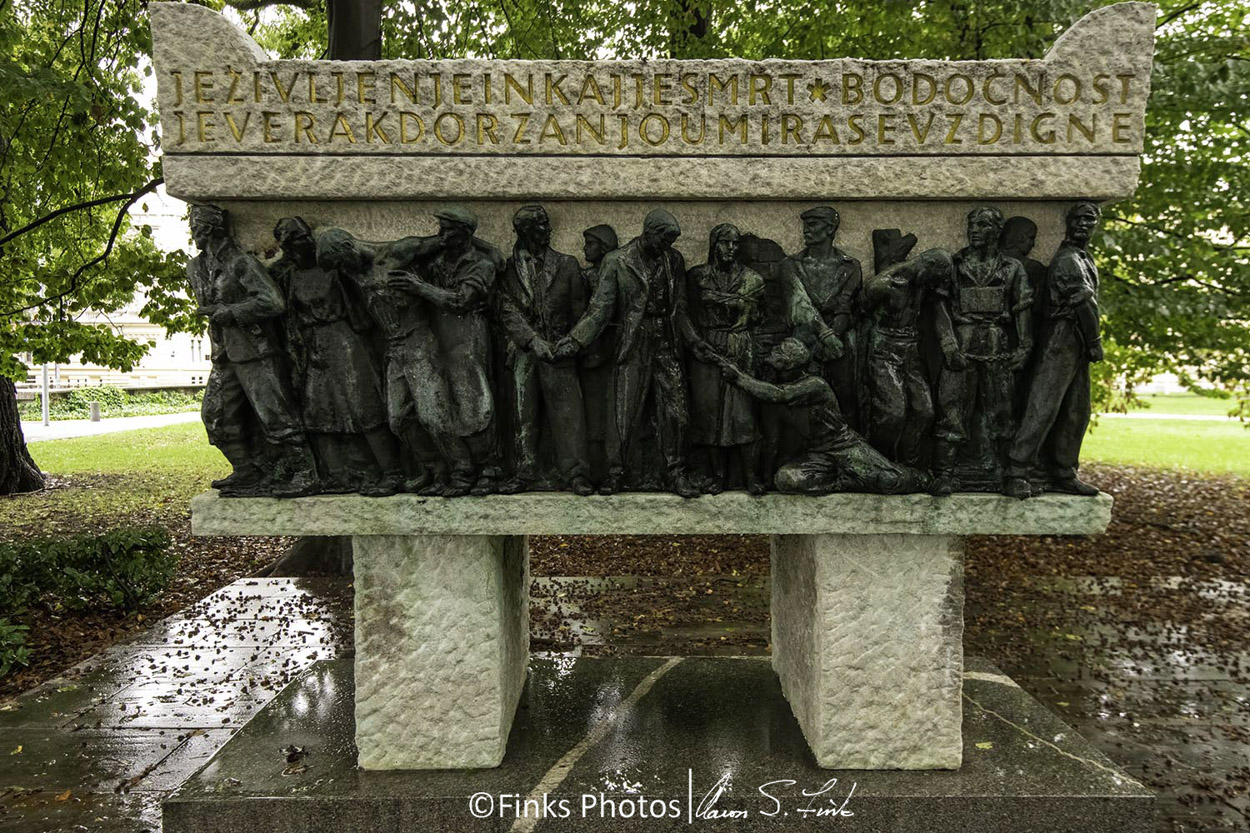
left=41, top=363, right=51, bottom=426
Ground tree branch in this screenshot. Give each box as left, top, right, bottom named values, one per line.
left=0, top=178, right=164, bottom=317
left=1157, top=2, right=1203, bottom=28
left=0, top=178, right=162, bottom=249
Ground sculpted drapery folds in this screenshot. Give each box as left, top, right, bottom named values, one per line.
left=294, top=224, right=404, bottom=496
left=685, top=223, right=767, bottom=494
left=561, top=209, right=699, bottom=498
left=190, top=201, right=1102, bottom=500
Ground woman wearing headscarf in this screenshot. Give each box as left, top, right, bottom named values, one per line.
left=685, top=223, right=766, bottom=494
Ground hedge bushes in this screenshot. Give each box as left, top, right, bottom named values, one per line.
left=18, top=387, right=203, bottom=421
left=0, top=528, right=178, bottom=677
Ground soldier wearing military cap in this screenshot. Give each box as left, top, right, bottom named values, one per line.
left=778, top=206, right=865, bottom=431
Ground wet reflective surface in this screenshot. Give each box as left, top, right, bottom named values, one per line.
left=0, top=570, right=1244, bottom=831
left=0, top=578, right=352, bottom=832
left=167, top=656, right=1150, bottom=833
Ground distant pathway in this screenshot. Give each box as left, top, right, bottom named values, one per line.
left=19, top=410, right=1235, bottom=446
left=20, top=411, right=202, bottom=443
left=1096, top=412, right=1242, bottom=423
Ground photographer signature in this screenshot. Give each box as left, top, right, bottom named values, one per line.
left=694, top=771, right=857, bottom=820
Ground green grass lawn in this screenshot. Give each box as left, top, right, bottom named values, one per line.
left=0, top=423, right=228, bottom=538
left=1122, top=392, right=1243, bottom=417
left=1084, top=417, right=1250, bottom=477
left=28, top=421, right=226, bottom=476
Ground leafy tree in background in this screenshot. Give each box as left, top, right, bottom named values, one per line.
left=1, top=0, right=1245, bottom=495
left=0, top=0, right=195, bottom=493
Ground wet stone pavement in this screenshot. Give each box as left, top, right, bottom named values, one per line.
left=0, top=571, right=1245, bottom=832
left=964, top=575, right=1250, bottom=833
left=0, top=578, right=353, bottom=833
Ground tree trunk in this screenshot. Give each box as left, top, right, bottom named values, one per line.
left=327, top=0, right=382, bottom=60
left=0, top=378, right=45, bottom=495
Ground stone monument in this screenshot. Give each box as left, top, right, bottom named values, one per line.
left=150, top=2, right=1156, bottom=829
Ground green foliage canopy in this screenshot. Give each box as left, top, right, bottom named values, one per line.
left=0, top=0, right=195, bottom=383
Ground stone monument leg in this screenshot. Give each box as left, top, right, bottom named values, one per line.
left=352, top=534, right=529, bottom=769
left=771, top=533, right=964, bottom=769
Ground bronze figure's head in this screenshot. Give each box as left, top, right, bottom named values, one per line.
left=582, top=224, right=618, bottom=265
left=800, top=206, right=839, bottom=248
left=189, top=204, right=228, bottom=250
left=1000, top=217, right=1038, bottom=259
left=641, top=209, right=681, bottom=255
left=1065, top=201, right=1101, bottom=245
left=512, top=204, right=552, bottom=252
left=274, top=216, right=316, bottom=266
left=966, top=206, right=1005, bottom=249
left=707, top=223, right=741, bottom=268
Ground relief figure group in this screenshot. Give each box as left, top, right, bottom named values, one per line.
left=187, top=199, right=1104, bottom=500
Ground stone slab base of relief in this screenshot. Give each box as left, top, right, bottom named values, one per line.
left=162, top=656, right=1154, bottom=833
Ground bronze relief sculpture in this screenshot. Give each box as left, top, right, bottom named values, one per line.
left=1005, top=202, right=1103, bottom=498
left=931, top=207, right=1033, bottom=495
left=685, top=223, right=767, bottom=495
left=188, top=201, right=1104, bottom=499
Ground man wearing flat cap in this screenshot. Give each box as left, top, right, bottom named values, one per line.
left=386, top=204, right=505, bottom=496
left=779, top=206, right=865, bottom=430
left=557, top=209, right=698, bottom=497
left=496, top=205, right=594, bottom=495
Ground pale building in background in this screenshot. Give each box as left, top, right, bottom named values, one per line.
left=19, top=187, right=209, bottom=394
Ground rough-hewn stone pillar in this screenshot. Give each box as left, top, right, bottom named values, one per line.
left=352, top=534, right=529, bottom=769
left=771, top=533, right=964, bottom=769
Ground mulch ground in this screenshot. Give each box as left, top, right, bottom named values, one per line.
left=5, top=464, right=1248, bottom=697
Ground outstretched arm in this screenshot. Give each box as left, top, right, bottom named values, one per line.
left=715, top=356, right=831, bottom=405
left=564, top=259, right=617, bottom=350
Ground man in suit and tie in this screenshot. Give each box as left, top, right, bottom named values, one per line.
left=557, top=209, right=698, bottom=497
left=496, top=205, right=594, bottom=494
